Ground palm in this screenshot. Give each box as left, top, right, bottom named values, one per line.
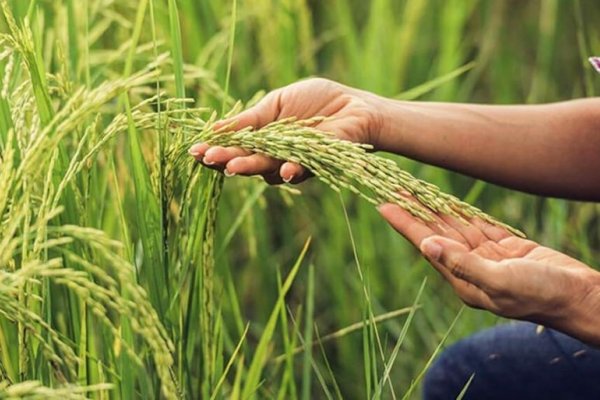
left=271, top=78, right=377, bottom=144
left=471, top=236, right=583, bottom=272
left=378, top=204, right=595, bottom=322
left=467, top=235, right=577, bottom=268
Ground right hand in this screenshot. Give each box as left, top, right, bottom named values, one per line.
left=188, top=78, right=385, bottom=184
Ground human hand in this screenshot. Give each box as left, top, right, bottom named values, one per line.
left=378, top=203, right=600, bottom=342
left=188, top=78, right=385, bottom=184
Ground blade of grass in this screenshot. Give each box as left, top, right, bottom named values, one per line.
left=65, top=0, right=80, bottom=80
left=221, top=0, right=237, bottom=114
left=339, top=193, right=396, bottom=397
left=217, top=182, right=267, bottom=258
left=395, top=61, right=476, bottom=100
left=394, top=0, right=429, bottom=91
left=241, top=237, right=311, bottom=399
left=463, top=180, right=486, bottom=205
left=272, top=306, right=417, bottom=363
left=168, top=0, right=186, bottom=99
left=373, top=278, right=427, bottom=399
left=276, top=270, right=298, bottom=400
left=287, top=305, right=334, bottom=400
left=119, top=2, right=166, bottom=398
left=121, top=0, right=167, bottom=310
left=0, top=95, right=14, bottom=152
left=456, top=374, right=476, bottom=400
left=401, top=306, right=464, bottom=399
left=574, top=0, right=595, bottom=96
left=363, top=304, right=373, bottom=399
left=301, top=263, right=315, bottom=400
left=209, top=323, right=249, bottom=400
left=313, top=323, right=343, bottom=400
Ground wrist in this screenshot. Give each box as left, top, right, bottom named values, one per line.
left=551, top=269, right=600, bottom=346
left=367, top=95, right=406, bottom=152
left=369, top=97, right=425, bottom=155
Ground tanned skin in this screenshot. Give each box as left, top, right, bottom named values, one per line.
left=189, top=78, right=600, bottom=346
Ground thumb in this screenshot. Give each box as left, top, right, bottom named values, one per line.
left=214, top=90, right=281, bottom=132
left=420, top=236, right=497, bottom=289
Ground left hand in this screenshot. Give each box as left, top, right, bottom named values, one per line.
left=378, top=203, right=600, bottom=341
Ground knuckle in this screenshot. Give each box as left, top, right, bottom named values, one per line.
left=463, top=299, right=485, bottom=311
left=461, top=296, right=480, bottom=309
left=308, top=77, right=328, bottom=84
left=305, top=77, right=332, bottom=86
left=263, top=89, right=282, bottom=106
left=486, top=274, right=510, bottom=296
left=447, top=254, right=468, bottom=280
left=456, top=289, right=482, bottom=309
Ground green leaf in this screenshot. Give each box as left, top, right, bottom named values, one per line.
left=242, top=238, right=311, bottom=399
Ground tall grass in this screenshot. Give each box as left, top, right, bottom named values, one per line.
left=0, top=0, right=598, bottom=399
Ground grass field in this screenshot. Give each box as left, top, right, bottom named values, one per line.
left=0, top=0, right=599, bottom=398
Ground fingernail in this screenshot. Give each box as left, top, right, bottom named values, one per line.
left=376, top=203, right=392, bottom=213
left=224, top=169, right=236, bottom=177
left=188, top=143, right=203, bottom=156
left=282, top=174, right=294, bottom=183
left=202, top=157, right=215, bottom=166
left=421, top=240, right=442, bottom=261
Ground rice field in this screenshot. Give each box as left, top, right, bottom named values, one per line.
left=0, top=0, right=599, bottom=399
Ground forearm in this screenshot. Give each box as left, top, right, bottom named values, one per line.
left=375, top=98, right=600, bottom=201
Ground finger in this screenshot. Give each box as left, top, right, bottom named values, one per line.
left=420, top=236, right=500, bottom=290
left=470, top=217, right=512, bottom=242
left=188, top=143, right=226, bottom=173
left=425, top=215, right=470, bottom=246
left=214, top=90, right=282, bottom=132
left=398, top=192, right=470, bottom=241
left=381, top=204, right=496, bottom=310
left=439, top=213, right=488, bottom=249
left=453, top=281, right=494, bottom=310
left=384, top=193, right=469, bottom=245
left=188, top=142, right=210, bottom=160
left=225, top=153, right=281, bottom=176
left=497, top=236, right=539, bottom=257
left=203, top=146, right=251, bottom=166
left=423, top=253, right=493, bottom=310
left=213, top=110, right=259, bottom=132
left=280, top=161, right=310, bottom=184
left=378, top=203, right=436, bottom=247
left=314, top=119, right=349, bottom=139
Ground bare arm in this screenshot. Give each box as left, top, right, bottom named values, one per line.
left=189, top=78, right=600, bottom=200
left=376, top=98, right=600, bottom=201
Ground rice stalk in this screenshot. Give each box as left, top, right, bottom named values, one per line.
left=158, top=109, right=522, bottom=236
left=0, top=380, right=112, bottom=399
left=0, top=5, right=179, bottom=394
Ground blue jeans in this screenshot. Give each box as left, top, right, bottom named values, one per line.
left=423, top=322, right=600, bottom=399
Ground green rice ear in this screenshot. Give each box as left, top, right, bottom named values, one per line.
left=174, top=115, right=523, bottom=236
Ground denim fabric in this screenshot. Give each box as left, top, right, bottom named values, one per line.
left=423, top=322, right=600, bottom=400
